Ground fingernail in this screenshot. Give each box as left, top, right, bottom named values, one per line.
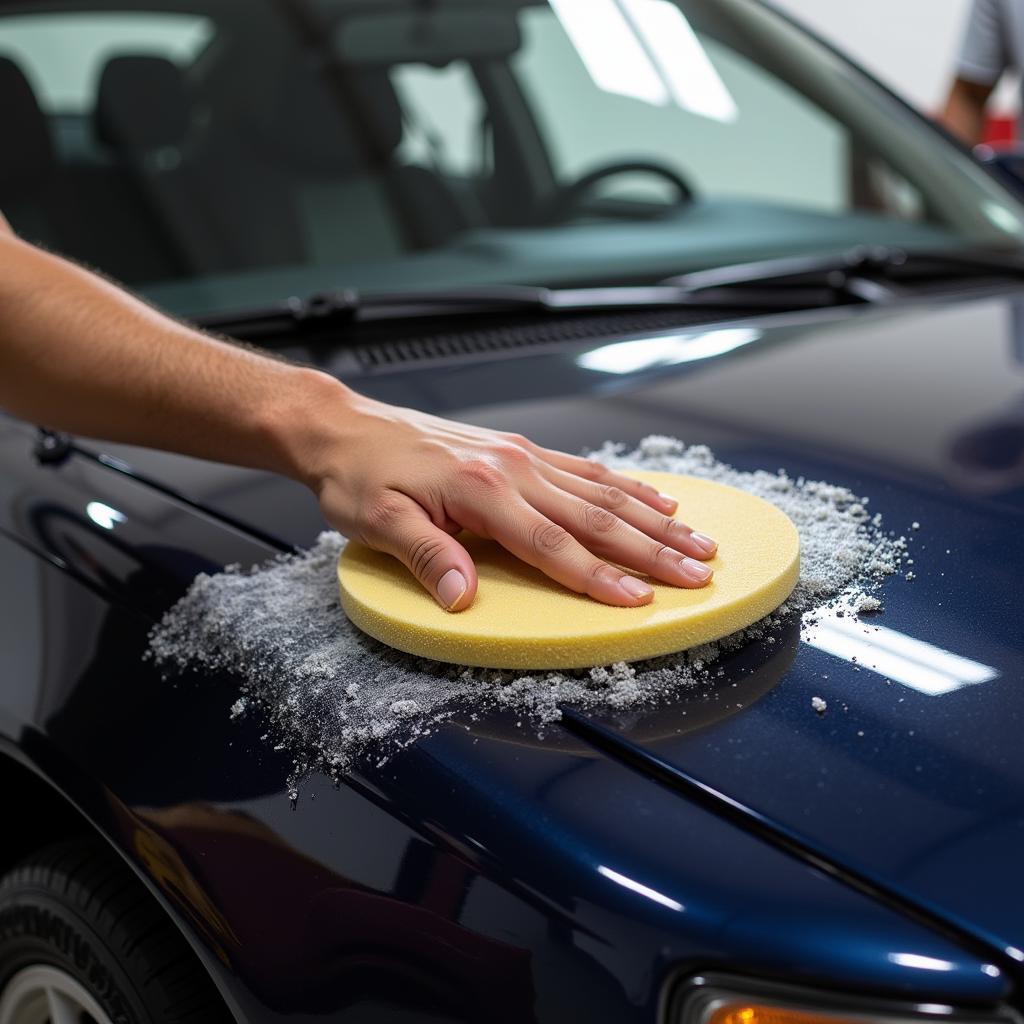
left=658, top=492, right=679, bottom=510
left=620, top=575, right=653, bottom=600
left=690, top=531, right=717, bottom=555
left=680, top=557, right=713, bottom=584
left=437, top=569, right=468, bottom=611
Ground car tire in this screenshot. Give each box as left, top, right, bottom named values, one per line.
left=0, top=837, right=229, bottom=1024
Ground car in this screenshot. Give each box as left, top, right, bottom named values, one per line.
left=2, top=0, right=1023, bottom=1021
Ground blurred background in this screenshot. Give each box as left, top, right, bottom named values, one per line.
left=773, top=0, right=1021, bottom=144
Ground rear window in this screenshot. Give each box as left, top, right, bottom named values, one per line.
left=0, top=12, right=214, bottom=113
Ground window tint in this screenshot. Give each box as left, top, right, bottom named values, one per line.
left=0, top=13, right=213, bottom=113
left=513, top=6, right=921, bottom=218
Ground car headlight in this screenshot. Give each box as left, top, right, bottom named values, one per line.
left=668, top=976, right=1020, bottom=1024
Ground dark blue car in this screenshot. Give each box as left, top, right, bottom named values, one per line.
left=2, top=1, right=1024, bottom=1021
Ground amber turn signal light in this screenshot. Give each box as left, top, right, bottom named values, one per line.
left=709, top=1005, right=868, bottom=1024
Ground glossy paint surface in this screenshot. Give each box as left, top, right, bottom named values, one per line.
left=2, top=285, right=1024, bottom=1021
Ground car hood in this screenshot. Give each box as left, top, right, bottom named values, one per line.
left=96, top=289, right=1024, bottom=969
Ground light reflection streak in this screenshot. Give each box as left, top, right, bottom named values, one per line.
left=597, top=865, right=684, bottom=911
left=887, top=952, right=955, bottom=971
left=578, top=327, right=762, bottom=374
left=548, top=0, right=668, bottom=106
left=624, top=0, right=738, bottom=121
left=85, top=501, right=126, bottom=531
left=549, top=0, right=737, bottom=121
left=803, top=609, right=998, bottom=696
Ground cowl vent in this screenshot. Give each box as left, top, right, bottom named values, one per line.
left=349, top=307, right=767, bottom=372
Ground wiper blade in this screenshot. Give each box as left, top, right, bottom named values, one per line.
left=661, top=245, right=1024, bottom=300
left=197, top=245, right=1024, bottom=336
left=196, top=280, right=841, bottom=337
left=197, top=286, right=544, bottom=333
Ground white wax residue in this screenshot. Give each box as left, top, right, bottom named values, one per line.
left=147, top=436, right=908, bottom=789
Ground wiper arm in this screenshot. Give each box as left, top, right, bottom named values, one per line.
left=197, top=286, right=545, bottom=334
left=196, top=280, right=843, bottom=337
left=197, top=245, right=1024, bottom=336
left=661, top=245, right=1024, bottom=301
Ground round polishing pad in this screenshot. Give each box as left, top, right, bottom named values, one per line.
left=337, top=471, right=800, bottom=670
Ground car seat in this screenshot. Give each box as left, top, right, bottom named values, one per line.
left=93, top=51, right=470, bottom=279
left=0, top=54, right=187, bottom=283
left=0, top=56, right=61, bottom=244
left=95, top=54, right=248, bottom=274
left=237, top=51, right=474, bottom=256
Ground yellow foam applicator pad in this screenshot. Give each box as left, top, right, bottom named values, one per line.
left=337, top=472, right=800, bottom=670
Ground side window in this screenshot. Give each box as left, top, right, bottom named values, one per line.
left=0, top=12, right=214, bottom=114
left=390, top=60, right=488, bottom=178
left=512, top=5, right=924, bottom=220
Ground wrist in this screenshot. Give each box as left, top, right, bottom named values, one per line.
left=259, top=366, right=364, bottom=492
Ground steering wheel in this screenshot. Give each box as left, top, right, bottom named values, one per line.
left=544, top=160, right=695, bottom=222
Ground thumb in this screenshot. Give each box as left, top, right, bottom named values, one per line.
left=371, top=493, right=478, bottom=612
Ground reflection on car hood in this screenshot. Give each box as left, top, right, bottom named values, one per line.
left=99, top=289, right=1024, bottom=966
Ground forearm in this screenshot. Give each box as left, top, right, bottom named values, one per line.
left=940, top=76, right=993, bottom=146
left=0, top=228, right=716, bottom=612
left=0, top=232, right=347, bottom=485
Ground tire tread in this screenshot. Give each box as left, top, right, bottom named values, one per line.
left=0, top=838, right=231, bottom=1023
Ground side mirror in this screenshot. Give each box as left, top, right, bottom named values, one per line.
left=975, top=143, right=1024, bottom=197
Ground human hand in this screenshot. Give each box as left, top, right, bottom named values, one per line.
left=302, top=386, right=716, bottom=612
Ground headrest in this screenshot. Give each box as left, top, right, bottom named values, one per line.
left=252, top=56, right=403, bottom=176
left=96, top=55, right=190, bottom=152
left=0, top=56, right=54, bottom=196
left=336, top=10, right=521, bottom=67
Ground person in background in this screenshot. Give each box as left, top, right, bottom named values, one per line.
left=942, top=0, right=1024, bottom=145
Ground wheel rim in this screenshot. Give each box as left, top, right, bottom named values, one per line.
left=0, top=965, right=113, bottom=1024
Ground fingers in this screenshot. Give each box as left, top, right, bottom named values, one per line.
left=486, top=498, right=656, bottom=607
left=528, top=480, right=714, bottom=589
left=352, top=432, right=716, bottom=614
left=363, top=491, right=478, bottom=611
left=520, top=441, right=679, bottom=515
left=541, top=465, right=718, bottom=563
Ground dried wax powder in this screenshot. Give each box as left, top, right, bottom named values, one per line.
left=148, top=437, right=906, bottom=783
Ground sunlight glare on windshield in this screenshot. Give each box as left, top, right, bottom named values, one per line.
left=547, top=0, right=669, bottom=105
left=624, top=0, right=738, bottom=122
left=548, top=0, right=736, bottom=120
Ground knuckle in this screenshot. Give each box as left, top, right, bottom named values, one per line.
left=407, top=534, right=448, bottom=582
left=661, top=514, right=685, bottom=537
left=587, top=560, right=618, bottom=584
left=531, top=520, right=572, bottom=555
left=363, top=494, right=407, bottom=536
left=460, top=458, right=506, bottom=491
left=583, top=502, right=619, bottom=534
left=497, top=442, right=531, bottom=467
left=599, top=484, right=629, bottom=510
left=584, top=460, right=608, bottom=479
left=503, top=432, right=531, bottom=448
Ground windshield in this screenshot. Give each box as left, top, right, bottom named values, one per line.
left=3, top=0, right=1024, bottom=318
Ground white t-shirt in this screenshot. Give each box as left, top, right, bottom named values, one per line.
left=959, top=0, right=1024, bottom=84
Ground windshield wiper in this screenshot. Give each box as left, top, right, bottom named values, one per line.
left=661, top=245, right=1024, bottom=302
left=196, top=280, right=849, bottom=337
left=196, top=246, right=1024, bottom=337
